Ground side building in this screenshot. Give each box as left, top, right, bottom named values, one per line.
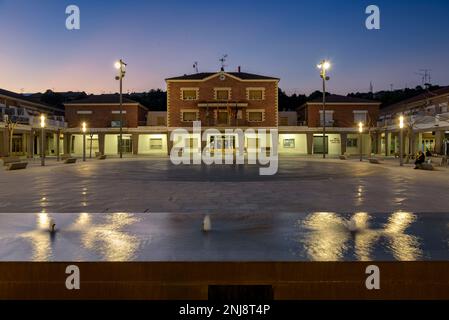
left=64, top=94, right=167, bottom=156
left=0, top=88, right=66, bottom=158
left=291, top=95, right=381, bottom=156
left=377, top=86, right=449, bottom=156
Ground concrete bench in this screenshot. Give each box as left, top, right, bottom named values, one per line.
left=339, top=155, right=347, bottom=160
left=6, top=162, right=28, bottom=170
left=431, top=156, right=448, bottom=167
left=63, top=158, right=77, bottom=164
left=416, top=163, right=434, bottom=171
left=97, top=155, right=107, bottom=160
left=369, top=158, right=382, bottom=164
left=2, top=157, right=21, bottom=166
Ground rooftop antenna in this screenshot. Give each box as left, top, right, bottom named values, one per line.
left=219, top=54, right=228, bottom=71
left=369, top=81, right=374, bottom=94
left=390, top=84, right=394, bottom=91
left=193, top=62, right=199, bottom=73
left=415, top=69, right=432, bottom=88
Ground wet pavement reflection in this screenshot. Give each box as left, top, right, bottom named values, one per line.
left=0, top=211, right=448, bottom=261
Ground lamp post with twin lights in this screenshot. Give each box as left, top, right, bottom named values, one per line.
left=40, top=114, right=46, bottom=166
left=317, top=60, right=331, bottom=158
left=359, top=122, right=364, bottom=162
left=399, top=115, right=404, bottom=166
left=82, top=122, right=87, bottom=162
left=114, top=59, right=127, bottom=159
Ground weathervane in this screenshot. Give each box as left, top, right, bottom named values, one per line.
left=219, top=54, right=228, bottom=71
left=193, top=61, right=198, bottom=73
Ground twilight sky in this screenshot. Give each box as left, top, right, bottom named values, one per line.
left=1, top=0, right=448, bottom=95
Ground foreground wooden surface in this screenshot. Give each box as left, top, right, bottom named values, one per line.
left=1, top=262, right=448, bottom=300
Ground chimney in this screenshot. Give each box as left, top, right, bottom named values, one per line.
left=238, top=66, right=241, bottom=73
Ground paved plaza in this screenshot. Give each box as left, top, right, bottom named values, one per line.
left=1, top=156, right=448, bottom=214
left=1, top=157, right=449, bottom=261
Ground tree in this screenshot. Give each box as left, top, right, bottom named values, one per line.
left=3, top=113, right=18, bottom=157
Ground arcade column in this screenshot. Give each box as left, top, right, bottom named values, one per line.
left=132, top=133, right=139, bottom=155
left=306, top=132, right=313, bottom=155
left=98, top=133, right=105, bottom=155
left=340, top=133, right=347, bottom=155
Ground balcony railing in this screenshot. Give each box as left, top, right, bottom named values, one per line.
left=30, top=116, right=66, bottom=128
left=317, top=119, right=337, bottom=127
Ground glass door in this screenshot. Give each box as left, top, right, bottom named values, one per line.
left=313, top=136, right=328, bottom=154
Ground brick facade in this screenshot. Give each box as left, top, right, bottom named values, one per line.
left=166, top=73, right=278, bottom=128
left=65, top=103, right=147, bottom=128
left=305, top=103, right=380, bottom=128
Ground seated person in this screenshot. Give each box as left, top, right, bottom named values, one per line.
left=414, top=151, right=425, bottom=169
left=425, top=149, right=432, bottom=157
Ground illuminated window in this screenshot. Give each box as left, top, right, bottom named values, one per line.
left=347, top=138, right=358, bottom=147
left=248, top=111, right=263, bottom=122
left=247, top=89, right=264, bottom=100
left=182, top=111, right=197, bottom=122
left=149, top=138, right=163, bottom=150
left=216, top=90, right=230, bottom=100
left=185, top=138, right=199, bottom=149
left=283, top=139, right=295, bottom=148
left=181, top=89, right=198, bottom=100
left=353, top=111, right=367, bottom=124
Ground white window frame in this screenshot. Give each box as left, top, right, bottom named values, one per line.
left=180, top=88, right=199, bottom=101
left=76, top=110, right=93, bottom=114
left=319, top=110, right=334, bottom=125
left=112, top=110, right=127, bottom=114
left=246, top=109, right=265, bottom=122
left=181, top=109, right=199, bottom=122
left=214, top=88, right=232, bottom=101
left=246, top=87, right=266, bottom=101
left=149, top=138, right=163, bottom=150
left=353, top=110, right=368, bottom=124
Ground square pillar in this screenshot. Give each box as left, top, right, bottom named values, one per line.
left=306, top=132, right=313, bottom=155
left=64, top=133, right=72, bottom=155
left=132, top=133, right=139, bottom=155
left=56, top=130, right=61, bottom=161
left=340, top=133, right=347, bottom=155
left=435, top=130, right=445, bottom=155
left=375, top=132, right=382, bottom=154
left=2, top=128, right=10, bottom=157
left=27, top=130, right=35, bottom=158
left=385, top=131, right=390, bottom=156
left=167, top=133, right=173, bottom=156
left=98, top=133, right=105, bottom=155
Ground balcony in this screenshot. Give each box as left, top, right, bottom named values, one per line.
left=317, top=119, right=338, bottom=127
left=0, top=114, right=30, bottom=124
left=30, top=116, right=66, bottom=128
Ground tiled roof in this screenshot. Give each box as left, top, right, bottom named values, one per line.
left=165, top=72, right=279, bottom=81
left=64, top=94, right=139, bottom=104
left=0, top=88, right=55, bottom=109
left=308, top=94, right=380, bottom=104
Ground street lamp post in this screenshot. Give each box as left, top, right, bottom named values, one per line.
left=115, top=59, right=127, bottom=159
left=399, top=115, right=404, bottom=166
left=359, top=122, right=364, bottom=162
left=317, top=60, right=331, bottom=158
left=40, top=114, right=46, bottom=166
left=82, top=122, right=87, bottom=162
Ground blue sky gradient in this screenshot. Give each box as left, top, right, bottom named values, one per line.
left=1, top=0, right=448, bottom=94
